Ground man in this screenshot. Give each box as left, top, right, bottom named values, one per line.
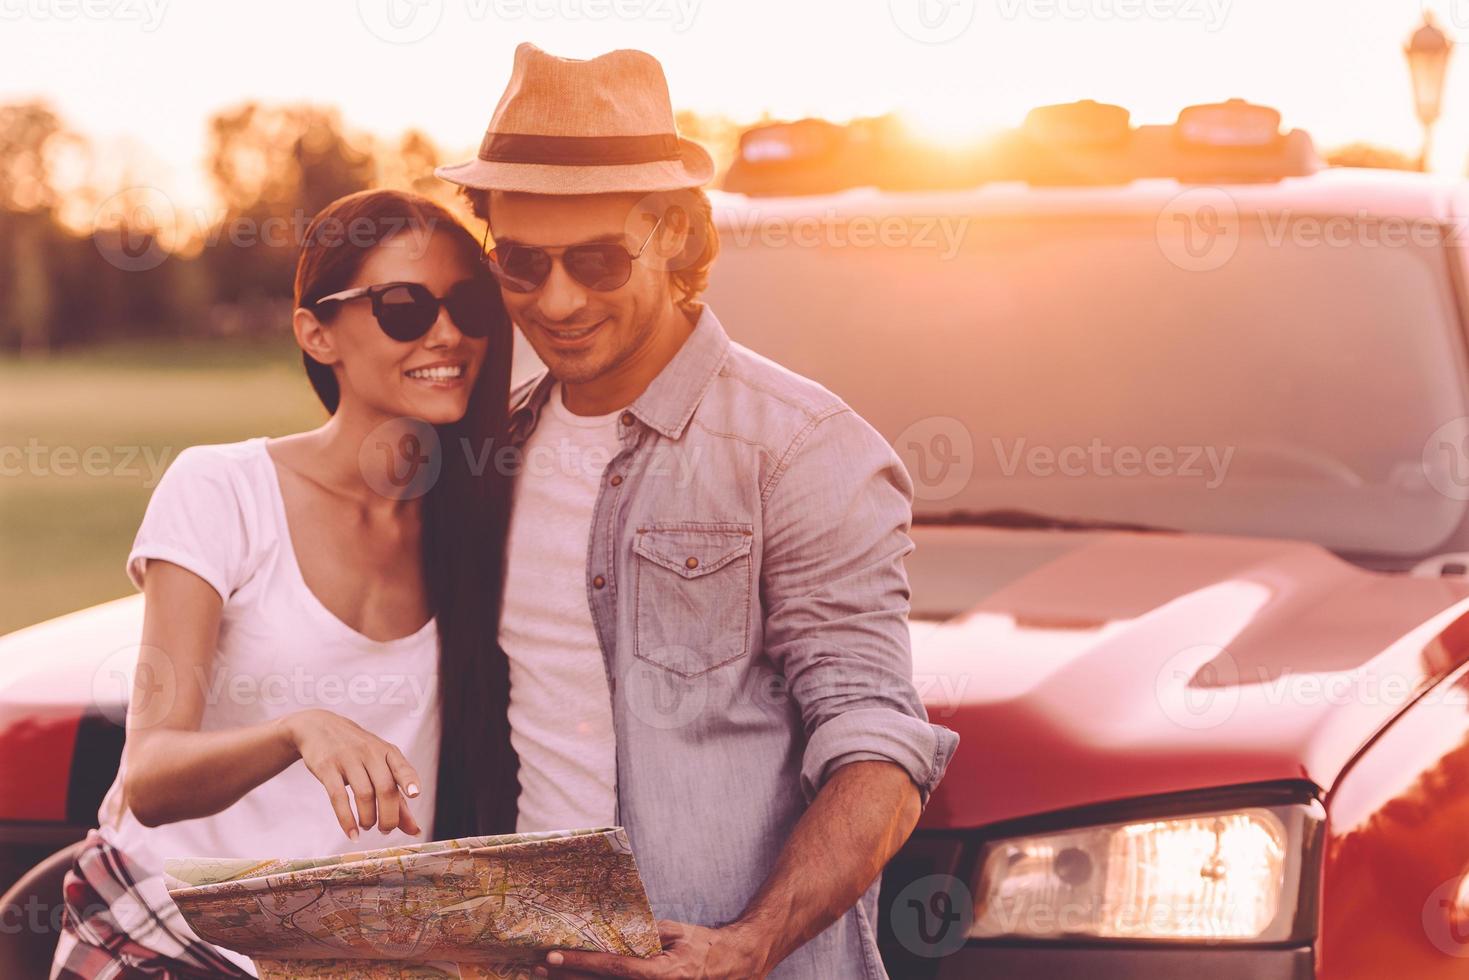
left=437, top=43, right=958, bottom=979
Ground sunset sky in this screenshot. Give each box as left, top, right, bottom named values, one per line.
left=1, top=0, right=1464, bottom=211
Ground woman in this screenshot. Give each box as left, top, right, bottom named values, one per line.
left=51, top=189, right=519, bottom=979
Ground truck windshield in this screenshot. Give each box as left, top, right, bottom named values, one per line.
left=705, top=209, right=1469, bottom=560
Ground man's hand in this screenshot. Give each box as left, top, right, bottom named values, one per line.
left=536, top=761, right=921, bottom=978
left=535, top=920, right=770, bottom=979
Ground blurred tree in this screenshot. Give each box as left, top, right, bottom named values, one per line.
left=0, top=101, right=78, bottom=211
left=7, top=213, right=54, bottom=353
left=375, top=128, right=447, bottom=199
left=201, top=103, right=375, bottom=310
left=206, top=104, right=374, bottom=216
left=1325, top=142, right=1418, bottom=170
left=675, top=109, right=748, bottom=183
left=0, top=102, right=86, bottom=352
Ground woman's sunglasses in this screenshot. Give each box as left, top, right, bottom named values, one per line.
left=484, top=213, right=664, bottom=294
left=311, top=278, right=502, bottom=342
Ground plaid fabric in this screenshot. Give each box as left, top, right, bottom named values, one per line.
left=51, top=829, right=255, bottom=980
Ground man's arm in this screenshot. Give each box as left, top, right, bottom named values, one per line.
left=723, top=759, right=923, bottom=972
left=727, top=406, right=957, bottom=967
left=542, top=762, right=918, bottom=979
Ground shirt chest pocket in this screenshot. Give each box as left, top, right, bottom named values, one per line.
left=632, top=523, right=754, bottom=678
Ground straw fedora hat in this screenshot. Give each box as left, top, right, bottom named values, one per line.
left=436, top=43, right=714, bottom=195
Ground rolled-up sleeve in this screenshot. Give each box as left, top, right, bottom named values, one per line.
left=759, top=405, right=959, bottom=805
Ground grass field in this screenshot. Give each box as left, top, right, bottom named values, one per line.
left=0, top=338, right=326, bottom=636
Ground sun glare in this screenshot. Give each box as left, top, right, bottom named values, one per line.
left=898, top=102, right=1014, bottom=151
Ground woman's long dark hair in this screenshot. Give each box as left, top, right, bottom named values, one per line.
left=293, top=189, right=518, bottom=838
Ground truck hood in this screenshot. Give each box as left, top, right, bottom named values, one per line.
left=9, top=531, right=1469, bottom=833
left=909, top=528, right=1469, bottom=829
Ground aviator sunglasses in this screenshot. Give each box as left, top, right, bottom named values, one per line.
left=482, top=212, right=665, bottom=293
left=311, top=277, right=503, bottom=342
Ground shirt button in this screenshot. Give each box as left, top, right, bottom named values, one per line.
left=592, top=575, right=606, bottom=589
left=685, top=556, right=699, bottom=570
left=620, top=412, right=635, bottom=427
left=609, top=474, right=623, bottom=486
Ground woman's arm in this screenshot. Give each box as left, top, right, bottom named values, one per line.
left=121, top=560, right=422, bottom=839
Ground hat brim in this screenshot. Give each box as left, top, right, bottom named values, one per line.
left=435, top=137, right=714, bottom=195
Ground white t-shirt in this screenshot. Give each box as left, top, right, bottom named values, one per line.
left=500, top=384, right=621, bottom=833
left=99, top=437, right=441, bottom=975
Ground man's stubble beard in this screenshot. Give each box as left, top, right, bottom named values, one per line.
left=547, top=293, right=664, bottom=388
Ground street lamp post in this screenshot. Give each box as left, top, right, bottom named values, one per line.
left=1405, top=13, right=1453, bottom=172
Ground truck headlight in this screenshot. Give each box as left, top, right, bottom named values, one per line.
left=970, top=799, right=1322, bottom=943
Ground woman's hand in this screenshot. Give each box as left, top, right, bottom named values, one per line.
left=281, top=708, right=424, bottom=840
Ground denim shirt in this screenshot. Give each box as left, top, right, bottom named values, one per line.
left=506, top=305, right=959, bottom=979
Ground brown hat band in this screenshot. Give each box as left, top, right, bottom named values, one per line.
left=478, top=131, right=681, bottom=166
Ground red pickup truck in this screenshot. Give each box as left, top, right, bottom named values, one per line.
left=7, top=100, right=1469, bottom=978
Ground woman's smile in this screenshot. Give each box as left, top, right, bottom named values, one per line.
left=404, top=359, right=469, bottom=387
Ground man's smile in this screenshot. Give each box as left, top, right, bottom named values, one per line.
left=539, top=317, right=610, bottom=350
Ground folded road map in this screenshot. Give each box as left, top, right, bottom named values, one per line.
left=163, top=826, right=661, bottom=979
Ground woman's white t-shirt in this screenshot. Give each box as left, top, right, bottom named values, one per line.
left=96, top=437, right=441, bottom=975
